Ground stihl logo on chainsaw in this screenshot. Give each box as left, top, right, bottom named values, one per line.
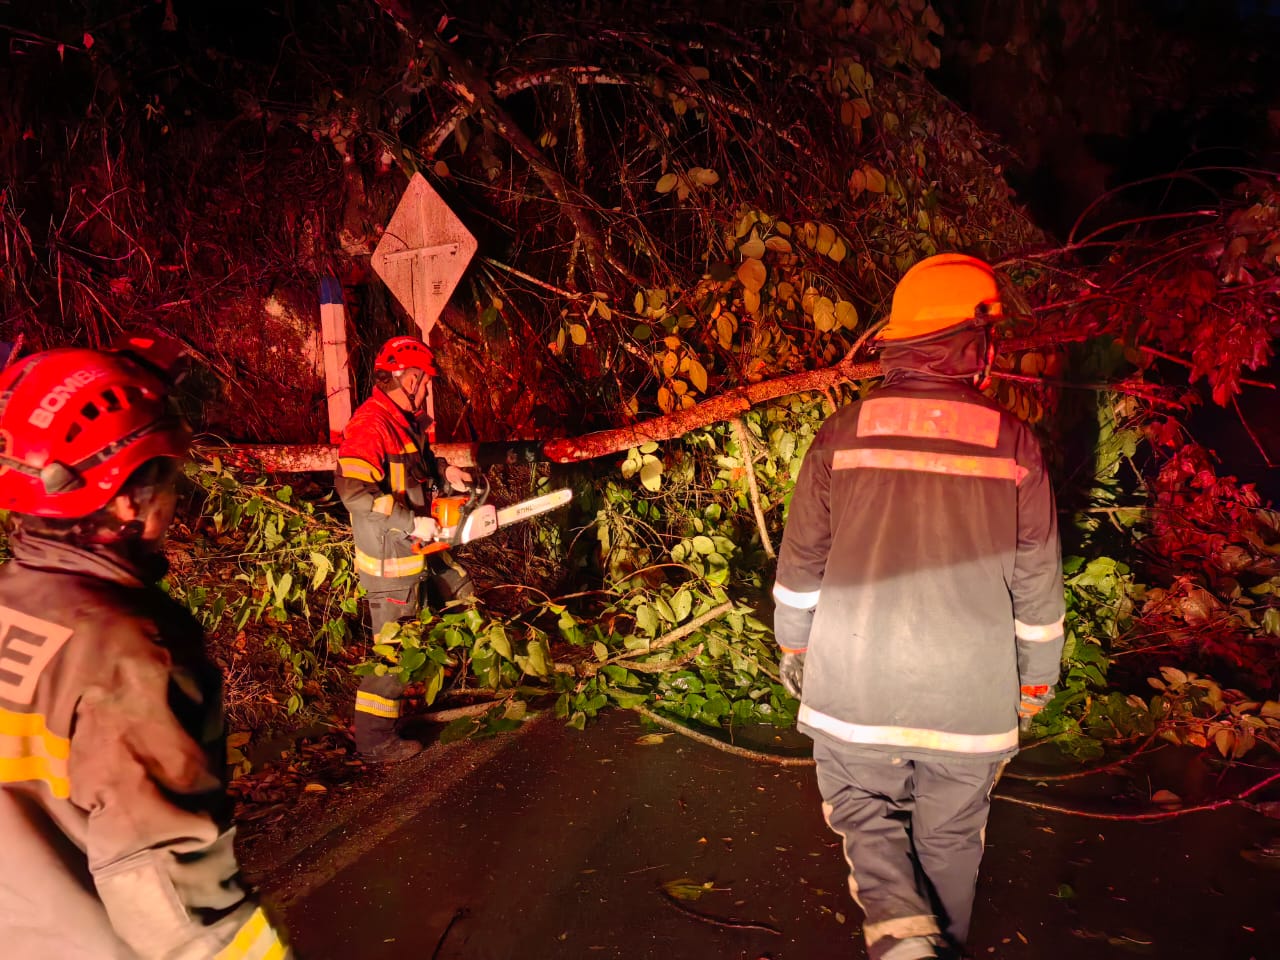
left=412, top=482, right=571, bottom=555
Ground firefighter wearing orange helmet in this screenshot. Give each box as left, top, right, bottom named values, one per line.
left=772, top=254, right=1064, bottom=960
left=336, top=335, right=471, bottom=762
left=0, top=341, right=291, bottom=958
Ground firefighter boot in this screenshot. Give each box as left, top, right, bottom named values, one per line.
left=362, top=737, right=423, bottom=763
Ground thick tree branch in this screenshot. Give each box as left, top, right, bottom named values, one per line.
left=373, top=1, right=623, bottom=290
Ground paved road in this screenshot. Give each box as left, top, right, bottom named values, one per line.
left=261, top=711, right=1280, bottom=960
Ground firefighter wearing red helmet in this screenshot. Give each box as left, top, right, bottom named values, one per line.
left=772, top=255, right=1065, bottom=960
left=336, top=335, right=472, bottom=761
left=0, top=341, right=291, bottom=958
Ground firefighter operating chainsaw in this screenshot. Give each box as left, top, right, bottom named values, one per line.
left=336, top=335, right=570, bottom=762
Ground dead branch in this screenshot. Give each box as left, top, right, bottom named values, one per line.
left=586, top=601, right=733, bottom=675
left=374, top=2, right=628, bottom=290
left=633, top=706, right=816, bottom=767
left=731, top=418, right=775, bottom=559
left=659, top=891, right=781, bottom=936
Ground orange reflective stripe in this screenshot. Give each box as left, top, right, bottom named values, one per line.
left=857, top=397, right=1000, bottom=448
left=0, top=708, right=71, bottom=798
left=339, top=457, right=383, bottom=483
left=354, top=548, right=424, bottom=579
left=833, top=447, right=1027, bottom=484
left=388, top=462, right=407, bottom=493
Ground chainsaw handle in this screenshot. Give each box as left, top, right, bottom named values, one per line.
left=464, top=473, right=490, bottom=510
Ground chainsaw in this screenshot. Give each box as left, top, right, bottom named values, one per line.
left=411, top=475, right=572, bottom=555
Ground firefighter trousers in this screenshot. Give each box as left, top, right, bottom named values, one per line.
left=812, top=735, right=1004, bottom=960
left=352, top=558, right=475, bottom=752
left=353, top=575, right=424, bottom=752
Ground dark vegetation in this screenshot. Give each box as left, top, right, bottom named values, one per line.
left=2, top=1, right=1279, bottom=810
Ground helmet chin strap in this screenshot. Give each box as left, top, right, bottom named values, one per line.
left=972, top=327, right=995, bottom=391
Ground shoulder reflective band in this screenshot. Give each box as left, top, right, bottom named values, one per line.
left=773, top=582, right=821, bottom=610
left=857, top=397, right=1001, bottom=448
left=215, top=906, right=289, bottom=960
left=1015, top=617, right=1065, bottom=641
left=0, top=707, right=71, bottom=799
left=339, top=457, right=382, bottom=483
left=833, top=447, right=1028, bottom=484
left=355, top=691, right=401, bottom=719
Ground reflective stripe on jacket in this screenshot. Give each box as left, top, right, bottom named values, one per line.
left=773, top=372, right=1064, bottom=762
left=336, top=387, right=442, bottom=585
left=0, top=532, right=289, bottom=958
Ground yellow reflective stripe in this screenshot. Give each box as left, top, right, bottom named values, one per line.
left=388, top=461, right=407, bottom=493
left=355, top=692, right=401, bottom=718
left=371, top=495, right=394, bottom=517
left=833, top=447, right=1028, bottom=485
left=0, top=708, right=71, bottom=799
left=354, top=548, right=424, bottom=579
left=402, top=442, right=418, bottom=454
left=214, top=906, right=289, bottom=960
left=799, top=704, right=1019, bottom=754
left=339, top=457, right=383, bottom=483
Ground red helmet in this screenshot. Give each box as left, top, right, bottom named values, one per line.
left=374, top=335, right=437, bottom=377
left=0, top=340, right=191, bottom=518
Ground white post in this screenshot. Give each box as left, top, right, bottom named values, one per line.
left=319, top=277, right=353, bottom=443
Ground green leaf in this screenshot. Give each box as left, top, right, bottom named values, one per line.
left=440, top=716, right=480, bottom=744
left=636, top=604, right=660, bottom=636
left=662, top=878, right=712, bottom=901
left=593, top=640, right=609, bottom=662
left=671, top=588, right=693, bottom=622
left=489, top=626, right=513, bottom=660
left=640, top=457, right=664, bottom=492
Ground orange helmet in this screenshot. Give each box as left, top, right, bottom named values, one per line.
left=880, top=253, right=1003, bottom=342
left=374, top=335, right=437, bottom=377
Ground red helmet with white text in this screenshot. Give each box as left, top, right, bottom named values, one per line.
left=374, top=335, right=437, bottom=377
left=0, top=338, right=191, bottom=518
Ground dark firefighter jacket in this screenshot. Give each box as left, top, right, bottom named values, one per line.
left=335, top=386, right=444, bottom=585
left=0, top=530, right=289, bottom=959
left=772, top=330, right=1065, bottom=761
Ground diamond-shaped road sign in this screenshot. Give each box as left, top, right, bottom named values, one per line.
left=371, top=173, right=477, bottom=337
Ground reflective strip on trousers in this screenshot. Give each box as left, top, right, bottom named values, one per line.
left=354, top=548, right=425, bottom=579
left=215, top=907, right=289, bottom=960
left=0, top=707, right=70, bottom=799
left=800, top=704, right=1019, bottom=754
left=863, top=914, right=942, bottom=947
left=355, top=691, right=401, bottom=719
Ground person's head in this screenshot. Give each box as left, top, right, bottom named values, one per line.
left=877, top=253, right=1003, bottom=384
left=0, top=338, right=192, bottom=555
left=373, top=335, right=437, bottom=415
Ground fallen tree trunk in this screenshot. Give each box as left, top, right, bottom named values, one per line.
left=205, top=357, right=881, bottom=472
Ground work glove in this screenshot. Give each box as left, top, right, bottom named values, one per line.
left=411, top=516, right=439, bottom=542
left=444, top=463, right=473, bottom=492
left=779, top=652, right=806, bottom=699
left=1018, top=683, right=1053, bottom=735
